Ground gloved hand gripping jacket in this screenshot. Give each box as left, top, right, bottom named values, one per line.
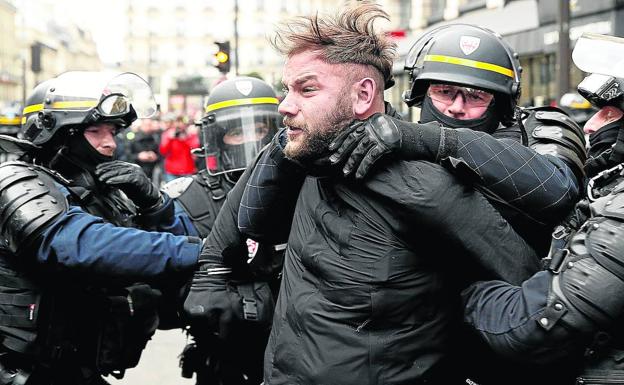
left=329, top=113, right=448, bottom=179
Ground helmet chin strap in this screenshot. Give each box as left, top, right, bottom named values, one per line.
left=420, top=95, right=500, bottom=134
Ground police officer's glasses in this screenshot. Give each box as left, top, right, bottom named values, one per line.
left=428, top=84, right=494, bottom=107
left=98, top=93, right=131, bottom=117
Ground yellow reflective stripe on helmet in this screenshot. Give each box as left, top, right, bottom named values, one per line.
left=51, top=100, right=98, bottom=109
left=21, top=100, right=98, bottom=116
left=205, top=97, right=279, bottom=113
left=22, top=103, right=44, bottom=115
left=0, top=117, right=21, bottom=125
left=424, top=54, right=515, bottom=78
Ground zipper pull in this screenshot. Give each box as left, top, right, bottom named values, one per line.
left=28, top=304, right=35, bottom=321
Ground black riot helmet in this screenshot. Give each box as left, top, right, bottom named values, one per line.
left=21, top=71, right=157, bottom=148
left=403, top=24, right=522, bottom=126
left=201, top=77, right=281, bottom=176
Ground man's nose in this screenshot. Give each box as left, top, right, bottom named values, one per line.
left=278, top=94, right=298, bottom=116
left=446, top=93, right=467, bottom=116
left=102, top=132, right=117, bottom=149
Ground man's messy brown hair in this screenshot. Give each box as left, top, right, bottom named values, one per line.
left=271, top=2, right=397, bottom=91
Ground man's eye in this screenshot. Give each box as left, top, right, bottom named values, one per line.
left=468, top=92, right=486, bottom=102
left=302, top=87, right=316, bottom=93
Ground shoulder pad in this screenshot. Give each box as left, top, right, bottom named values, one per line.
left=523, top=107, right=587, bottom=179
left=0, top=161, right=68, bottom=255
left=162, top=177, right=194, bottom=199
left=0, top=134, right=39, bottom=158
left=526, top=106, right=581, bottom=131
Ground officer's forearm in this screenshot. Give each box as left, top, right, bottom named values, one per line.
left=462, top=272, right=583, bottom=363
left=38, top=206, right=201, bottom=279
left=452, top=129, right=579, bottom=222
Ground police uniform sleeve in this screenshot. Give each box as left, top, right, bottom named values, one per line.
left=139, top=190, right=200, bottom=237
left=238, top=129, right=306, bottom=243
left=1, top=161, right=200, bottom=278
left=36, top=201, right=200, bottom=278
left=424, top=117, right=582, bottom=225
left=448, top=126, right=581, bottom=225
left=461, top=273, right=583, bottom=363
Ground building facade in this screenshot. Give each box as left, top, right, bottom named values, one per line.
left=0, top=0, right=20, bottom=107
left=121, top=0, right=412, bottom=116
left=1, top=0, right=102, bottom=109
left=388, top=0, right=624, bottom=121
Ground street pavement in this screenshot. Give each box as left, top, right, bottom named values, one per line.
left=107, top=329, right=195, bottom=385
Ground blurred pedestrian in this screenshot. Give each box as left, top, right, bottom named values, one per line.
left=160, top=116, right=200, bottom=182
left=126, top=118, right=163, bottom=181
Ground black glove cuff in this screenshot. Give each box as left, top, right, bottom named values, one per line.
left=438, top=127, right=459, bottom=162
left=396, top=120, right=443, bottom=162
left=136, top=193, right=173, bottom=225
left=198, top=241, right=237, bottom=267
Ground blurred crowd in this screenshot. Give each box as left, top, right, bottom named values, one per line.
left=115, top=113, right=203, bottom=187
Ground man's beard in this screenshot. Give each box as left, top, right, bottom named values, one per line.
left=283, top=97, right=354, bottom=163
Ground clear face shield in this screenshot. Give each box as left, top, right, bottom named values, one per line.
left=45, top=71, right=157, bottom=130
left=202, top=104, right=281, bottom=175
left=573, top=33, right=624, bottom=111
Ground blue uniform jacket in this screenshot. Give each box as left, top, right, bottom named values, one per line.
left=36, top=185, right=201, bottom=279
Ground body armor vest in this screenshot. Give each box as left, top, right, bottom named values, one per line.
left=174, top=171, right=231, bottom=238
left=0, top=159, right=159, bottom=381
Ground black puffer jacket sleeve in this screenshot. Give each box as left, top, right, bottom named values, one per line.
left=412, top=122, right=579, bottom=226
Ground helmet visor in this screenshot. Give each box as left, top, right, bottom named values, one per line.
left=202, top=104, right=281, bottom=175
left=573, top=33, right=624, bottom=78
left=46, top=71, right=156, bottom=118
left=98, top=94, right=131, bottom=116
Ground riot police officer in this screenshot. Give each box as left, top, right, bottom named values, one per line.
left=0, top=71, right=203, bottom=384
left=166, top=77, right=283, bottom=385
left=329, top=24, right=586, bottom=256
left=463, top=32, right=624, bottom=385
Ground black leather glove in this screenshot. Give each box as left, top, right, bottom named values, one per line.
left=328, top=114, right=440, bottom=179
left=183, top=267, right=239, bottom=339
left=183, top=241, right=275, bottom=340
left=95, top=160, right=162, bottom=209
left=183, top=240, right=237, bottom=339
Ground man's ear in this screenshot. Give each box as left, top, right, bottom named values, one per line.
left=352, top=77, right=377, bottom=118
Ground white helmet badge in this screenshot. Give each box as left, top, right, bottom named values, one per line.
left=460, top=36, right=481, bottom=56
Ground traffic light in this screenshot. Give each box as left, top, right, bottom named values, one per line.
left=31, top=43, right=42, bottom=73
left=214, top=41, right=231, bottom=74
